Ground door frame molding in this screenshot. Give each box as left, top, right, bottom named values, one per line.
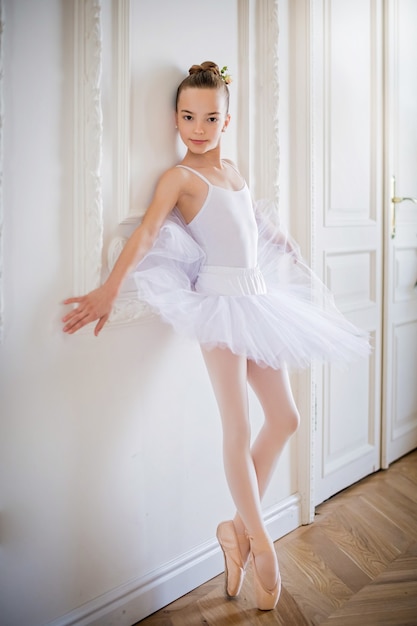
left=381, top=0, right=417, bottom=468
left=381, top=0, right=395, bottom=470
left=289, top=0, right=316, bottom=524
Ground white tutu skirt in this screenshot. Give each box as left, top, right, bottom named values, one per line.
left=132, top=203, right=370, bottom=370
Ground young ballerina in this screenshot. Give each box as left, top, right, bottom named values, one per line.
left=62, top=61, right=369, bottom=610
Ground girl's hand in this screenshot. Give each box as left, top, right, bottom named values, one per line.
left=285, top=238, right=302, bottom=262
left=62, top=285, right=115, bottom=336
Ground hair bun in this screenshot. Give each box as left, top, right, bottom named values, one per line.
left=176, top=61, right=231, bottom=112
left=189, top=61, right=220, bottom=77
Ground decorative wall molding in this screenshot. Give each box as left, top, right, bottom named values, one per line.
left=112, top=0, right=132, bottom=225
left=236, top=0, right=254, bottom=186
left=108, top=294, right=153, bottom=326
left=0, top=0, right=4, bottom=343
left=236, top=0, right=280, bottom=205
left=254, top=0, right=280, bottom=205
left=105, top=0, right=152, bottom=324
left=107, top=235, right=152, bottom=325
left=286, top=0, right=316, bottom=523
left=73, top=0, right=103, bottom=297
left=75, top=0, right=282, bottom=328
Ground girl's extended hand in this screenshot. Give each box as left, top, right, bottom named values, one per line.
left=62, top=285, right=115, bottom=336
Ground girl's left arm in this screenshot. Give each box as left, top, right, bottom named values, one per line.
left=253, top=199, right=302, bottom=260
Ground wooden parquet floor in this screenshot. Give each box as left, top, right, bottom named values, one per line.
left=137, top=450, right=417, bottom=625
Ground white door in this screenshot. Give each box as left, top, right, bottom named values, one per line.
left=382, top=0, right=417, bottom=467
left=311, top=0, right=383, bottom=505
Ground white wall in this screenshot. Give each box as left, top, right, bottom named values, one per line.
left=0, top=1, right=298, bottom=625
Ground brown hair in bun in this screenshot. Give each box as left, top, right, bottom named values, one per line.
left=175, top=61, right=230, bottom=112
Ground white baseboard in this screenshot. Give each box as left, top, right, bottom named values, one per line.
left=47, top=494, right=301, bottom=626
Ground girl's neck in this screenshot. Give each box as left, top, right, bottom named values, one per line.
left=182, top=147, right=224, bottom=170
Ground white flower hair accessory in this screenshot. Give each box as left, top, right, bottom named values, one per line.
left=220, top=66, right=232, bottom=84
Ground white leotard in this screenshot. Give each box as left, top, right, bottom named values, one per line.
left=176, top=165, right=266, bottom=296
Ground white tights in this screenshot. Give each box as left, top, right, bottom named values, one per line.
left=201, top=347, right=300, bottom=585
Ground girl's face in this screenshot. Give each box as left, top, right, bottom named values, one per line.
left=176, top=87, right=230, bottom=155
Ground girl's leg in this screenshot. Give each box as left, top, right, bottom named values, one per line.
left=201, top=346, right=278, bottom=588
left=233, top=364, right=300, bottom=543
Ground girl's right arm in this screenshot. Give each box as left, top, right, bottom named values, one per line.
left=62, top=168, right=183, bottom=336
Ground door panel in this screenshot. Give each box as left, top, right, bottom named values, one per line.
left=312, top=0, right=383, bottom=504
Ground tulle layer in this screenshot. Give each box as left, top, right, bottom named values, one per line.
left=132, top=207, right=370, bottom=370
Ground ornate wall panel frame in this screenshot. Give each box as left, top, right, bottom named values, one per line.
left=112, top=0, right=131, bottom=225
left=253, top=0, right=280, bottom=204
left=73, top=0, right=103, bottom=298
left=0, top=0, right=4, bottom=343
left=74, top=0, right=280, bottom=328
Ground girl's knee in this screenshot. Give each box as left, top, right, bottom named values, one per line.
left=267, top=407, right=300, bottom=438
left=287, top=408, right=300, bottom=436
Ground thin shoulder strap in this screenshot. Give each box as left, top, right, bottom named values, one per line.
left=176, top=164, right=211, bottom=186
left=223, top=159, right=246, bottom=186
left=222, top=159, right=240, bottom=175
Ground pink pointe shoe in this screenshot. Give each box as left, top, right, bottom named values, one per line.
left=216, top=520, right=248, bottom=597
left=249, top=536, right=281, bottom=611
